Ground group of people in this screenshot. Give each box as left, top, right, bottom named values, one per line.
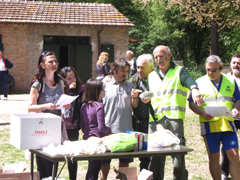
left=27, top=44, right=240, bottom=180
left=95, top=50, right=137, bottom=81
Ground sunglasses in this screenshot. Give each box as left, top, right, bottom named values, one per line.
left=41, top=51, right=49, bottom=56
left=64, top=67, right=75, bottom=73
left=206, top=68, right=220, bottom=73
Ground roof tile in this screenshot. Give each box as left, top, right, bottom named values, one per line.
left=0, top=0, right=134, bottom=27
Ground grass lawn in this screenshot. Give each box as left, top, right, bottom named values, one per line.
left=0, top=112, right=239, bottom=179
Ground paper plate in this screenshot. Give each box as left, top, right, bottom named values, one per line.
left=139, top=91, right=154, bottom=99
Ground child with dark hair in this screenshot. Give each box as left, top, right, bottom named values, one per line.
left=81, top=78, right=111, bottom=180
left=59, top=66, right=84, bottom=180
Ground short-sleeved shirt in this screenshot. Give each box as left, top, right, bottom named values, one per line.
left=188, top=76, right=240, bottom=135
left=103, top=79, right=135, bottom=133
left=31, top=79, right=63, bottom=116
left=227, top=72, right=240, bottom=121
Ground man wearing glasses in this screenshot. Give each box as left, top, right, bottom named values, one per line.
left=188, top=55, right=240, bottom=180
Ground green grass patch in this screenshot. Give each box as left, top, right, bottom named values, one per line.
left=1, top=112, right=239, bottom=179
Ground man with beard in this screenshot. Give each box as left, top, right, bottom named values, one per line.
left=101, top=58, right=140, bottom=180
left=221, top=54, right=240, bottom=180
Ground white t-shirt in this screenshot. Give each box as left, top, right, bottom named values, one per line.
left=0, top=58, right=6, bottom=71
left=227, top=72, right=240, bottom=121
left=127, top=58, right=134, bottom=70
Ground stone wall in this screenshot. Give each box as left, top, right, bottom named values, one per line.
left=0, top=24, right=129, bottom=92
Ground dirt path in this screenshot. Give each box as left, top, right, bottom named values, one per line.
left=0, top=94, right=29, bottom=130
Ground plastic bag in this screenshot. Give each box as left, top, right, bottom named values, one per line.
left=24, top=149, right=31, bottom=161
left=2, top=162, right=29, bottom=174
left=82, top=137, right=106, bottom=155
left=42, top=138, right=106, bottom=156
left=61, top=117, right=69, bottom=143
left=148, top=124, right=180, bottom=147
left=102, top=133, right=137, bottom=152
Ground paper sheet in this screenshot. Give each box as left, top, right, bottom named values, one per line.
left=56, top=94, right=79, bottom=109
left=204, top=106, right=233, bottom=117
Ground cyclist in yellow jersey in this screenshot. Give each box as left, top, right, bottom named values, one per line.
left=189, top=55, right=240, bottom=180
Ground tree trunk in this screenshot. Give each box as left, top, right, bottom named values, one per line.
left=211, top=20, right=218, bottom=55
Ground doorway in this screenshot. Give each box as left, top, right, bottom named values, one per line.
left=59, top=46, right=68, bottom=70
left=43, top=36, right=92, bottom=83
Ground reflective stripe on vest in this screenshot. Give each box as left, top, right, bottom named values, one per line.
left=196, top=74, right=235, bottom=122
left=154, top=106, right=186, bottom=114
left=203, top=96, right=234, bottom=103
left=148, top=66, right=188, bottom=122
left=155, top=89, right=188, bottom=97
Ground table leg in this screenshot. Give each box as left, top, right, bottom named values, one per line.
left=52, top=162, right=58, bottom=180
left=180, top=155, right=184, bottom=180
left=31, top=152, right=34, bottom=180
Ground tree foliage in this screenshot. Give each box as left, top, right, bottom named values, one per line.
left=136, top=0, right=240, bottom=29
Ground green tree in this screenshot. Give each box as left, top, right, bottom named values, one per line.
left=137, top=0, right=240, bottom=55
left=131, top=1, right=210, bottom=65
left=218, top=26, right=240, bottom=62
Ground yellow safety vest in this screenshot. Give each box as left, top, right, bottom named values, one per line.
left=196, top=74, right=235, bottom=122
left=148, top=66, right=188, bottom=122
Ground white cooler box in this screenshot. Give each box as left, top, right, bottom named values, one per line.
left=10, top=113, right=61, bottom=150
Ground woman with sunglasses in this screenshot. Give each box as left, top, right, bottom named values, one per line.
left=28, top=51, right=71, bottom=179
left=59, top=66, right=84, bottom=180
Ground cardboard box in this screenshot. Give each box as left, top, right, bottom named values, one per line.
left=116, top=167, right=153, bottom=180
left=118, top=167, right=137, bottom=180
left=0, top=169, right=40, bottom=180
left=137, top=169, right=153, bottom=180
left=10, top=113, right=61, bottom=150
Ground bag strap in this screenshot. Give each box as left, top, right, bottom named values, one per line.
left=133, top=101, right=158, bottom=124
left=147, top=102, right=158, bottom=123
left=60, top=79, right=64, bottom=93
left=37, top=81, right=45, bottom=104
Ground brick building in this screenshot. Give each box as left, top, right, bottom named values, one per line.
left=0, top=0, right=134, bottom=92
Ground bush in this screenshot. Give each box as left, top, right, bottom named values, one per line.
left=187, top=64, right=206, bottom=80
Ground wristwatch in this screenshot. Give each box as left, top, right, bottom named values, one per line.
left=190, top=85, right=199, bottom=90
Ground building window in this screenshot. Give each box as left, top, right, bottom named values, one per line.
left=44, top=36, right=90, bottom=45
